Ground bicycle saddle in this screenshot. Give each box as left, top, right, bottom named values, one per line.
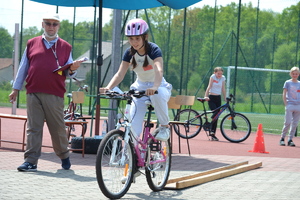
left=197, top=97, right=206, bottom=102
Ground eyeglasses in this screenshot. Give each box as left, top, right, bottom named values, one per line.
left=44, top=22, right=59, bottom=27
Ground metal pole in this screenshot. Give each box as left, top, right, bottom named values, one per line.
left=179, top=8, right=187, bottom=95
left=165, top=8, right=171, bottom=77
left=108, top=9, right=122, bottom=132
left=251, top=0, right=260, bottom=112
left=95, top=0, right=103, bottom=136
left=233, top=0, right=242, bottom=98
left=12, top=23, right=19, bottom=115
left=67, top=7, right=76, bottom=103
left=269, top=33, right=276, bottom=113
left=185, top=28, right=191, bottom=95
left=18, top=0, right=25, bottom=108
left=211, top=0, right=217, bottom=68
left=88, top=5, right=97, bottom=115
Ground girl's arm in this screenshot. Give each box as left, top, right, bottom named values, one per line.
left=222, top=80, right=226, bottom=101
left=100, top=61, right=130, bottom=92
left=204, top=77, right=213, bottom=100
left=147, top=57, right=163, bottom=96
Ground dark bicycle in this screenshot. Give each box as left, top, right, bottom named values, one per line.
left=64, top=78, right=88, bottom=140
left=173, top=94, right=251, bottom=143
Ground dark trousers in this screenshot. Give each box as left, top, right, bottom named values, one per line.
left=208, top=95, right=221, bottom=134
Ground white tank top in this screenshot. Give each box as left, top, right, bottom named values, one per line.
left=209, top=74, right=226, bottom=95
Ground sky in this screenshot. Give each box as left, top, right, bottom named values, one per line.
left=0, top=0, right=298, bottom=36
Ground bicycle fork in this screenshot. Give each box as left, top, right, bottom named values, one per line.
left=109, top=126, right=131, bottom=167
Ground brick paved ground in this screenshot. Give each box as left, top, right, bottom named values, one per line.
left=1, top=107, right=300, bottom=199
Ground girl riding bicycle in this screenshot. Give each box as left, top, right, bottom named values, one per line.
left=204, top=67, right=226, bottom=141
left=100, top=18, right=172, bottom=142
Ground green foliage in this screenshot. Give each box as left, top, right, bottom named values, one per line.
left=0, top=81, right=12, bottom=90
left=1, top=2, right=300, bottom=134
left=0, top=27, right=13, bottom=58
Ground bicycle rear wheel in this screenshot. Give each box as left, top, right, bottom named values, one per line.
left=173, top=109, right=202, bottom=139
left=96, top=130, right=135, bottom=199
left=220, top=113, right=251, bottom=143
left=145, top=139, right=171, bottom=191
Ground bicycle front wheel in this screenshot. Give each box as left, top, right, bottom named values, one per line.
left=96, top=130, right=135, bottom=199
left=173, top=109, right=202, bottom=139
left=145, top=139, right=171, bottom=191
left=220, top=113, right=251, bottom=143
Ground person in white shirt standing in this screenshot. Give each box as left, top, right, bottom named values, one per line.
left=279, top=66, right=300, bottom=147
left=100, top=18, right=172, bottom=142
left=204, top=67, right=226, bottom=141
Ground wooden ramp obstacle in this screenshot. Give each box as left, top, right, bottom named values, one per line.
left=164, top=161, right=262, bottom=190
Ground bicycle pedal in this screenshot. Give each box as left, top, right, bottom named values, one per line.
left=149, top=141, right=161, bottom=151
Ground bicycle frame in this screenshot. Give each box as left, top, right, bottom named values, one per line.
left=198, top=96, right=234, bottom=124
left=109, top=95, right=167, bottom=169
left=173, top=94, right=251, bottom=143
left=96, top=90, right=172, bottom=199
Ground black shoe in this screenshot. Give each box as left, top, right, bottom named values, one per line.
left=288, top=140, right=296, bottom=147
left=61, top=157, right=71, bottom=170
left=279, top=138, right=285, bottom=146
left=211, top=134, right=219, bottom=141
left=17, top=162, right=37, bottom=172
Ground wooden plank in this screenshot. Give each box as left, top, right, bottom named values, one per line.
left=167, top=161, right=248, bottom=184
left=0, top=113, right=27, bottom=120
left=165, top=162, right=262, bottom=189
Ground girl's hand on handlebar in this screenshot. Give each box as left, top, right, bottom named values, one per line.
left=204, top=97, right=210, bottom=101
left=99, top=87, right=110, bottom=94
left=146, top=87, right=158, bottom=96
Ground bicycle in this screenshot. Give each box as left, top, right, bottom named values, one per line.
left=173, top=94, right=251, bottom=143
left=95, top=89, right=172, bottom=199
left=64, top=78, right=88, bottom=140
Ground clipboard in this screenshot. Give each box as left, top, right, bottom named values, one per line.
left=53, top=57, right=88, bottom=73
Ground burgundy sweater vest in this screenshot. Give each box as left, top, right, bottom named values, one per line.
left=25, top=36, right=72, bottom=98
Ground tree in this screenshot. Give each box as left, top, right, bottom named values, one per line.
left=0, top=27, right=13, bottom=58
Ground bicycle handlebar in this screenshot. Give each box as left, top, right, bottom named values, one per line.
left=226, top=94, right=235, bottom=103
left=73, top=77, right=89, bottom=92
left=101, top=90, right=158, bottom=100
left=197, top=94, right=235, bottom=103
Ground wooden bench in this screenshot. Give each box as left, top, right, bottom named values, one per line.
left=0, top=113, right=88, bottom=157
left=0, top=113, right=28, bottom=151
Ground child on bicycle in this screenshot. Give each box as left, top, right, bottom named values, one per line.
left=204, top=67, right=226, bottom=141
left=100, top=18, right=172, bottom=142
left=279, top=66, right=300, bottom=147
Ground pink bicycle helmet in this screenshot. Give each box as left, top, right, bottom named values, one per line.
left=125, top=18, right=149, bottom=36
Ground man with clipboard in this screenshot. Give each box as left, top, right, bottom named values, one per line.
left=9, top=13, right=86, bottom=172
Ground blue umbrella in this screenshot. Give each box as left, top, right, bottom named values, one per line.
left=30, top=0, right=201, bottom=10
left=30, top=0, right=203, bottom=135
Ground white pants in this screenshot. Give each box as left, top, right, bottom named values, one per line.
left=281, top=104, right=300, bottom=141
left=130, top=78, right=172, bottom=138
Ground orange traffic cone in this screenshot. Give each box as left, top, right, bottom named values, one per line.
left=248, top=123, right=269, bottom=154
